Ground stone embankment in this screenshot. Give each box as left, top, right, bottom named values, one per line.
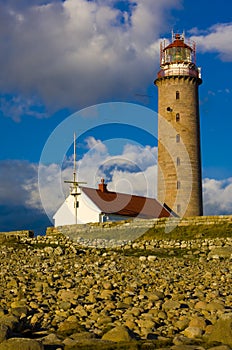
left=52, top=215, right=232, bottom=247
left=0, top=227, right=231, bottom=350
left=0, top=230, right=33, bottom=243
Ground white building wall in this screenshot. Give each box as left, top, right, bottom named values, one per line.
left=78, top=192, right=101, bottom=224
left=53, top=190, right=101, bottom=227
left=53, top=195, right=76, bottom=227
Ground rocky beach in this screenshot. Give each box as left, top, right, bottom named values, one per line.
left=0, top=230, right=231, bottom=350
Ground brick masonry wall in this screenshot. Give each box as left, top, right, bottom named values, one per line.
left=155, top=76, right=203, bottom=217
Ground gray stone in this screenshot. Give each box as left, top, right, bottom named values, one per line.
left=171, top=346, right=205, bottom=350
left=54, top=246, right=63, bottom=255
left=0, top=229, right=232, bottom=347
left=173, top=335, right=197, bottom=345
left=58, top=320, right=85, bottom=336
left=163, top=300, right=180, bottom=311
left=41, top=333, right=63, bottom=345
left=208, top=247, right=232, bottom=259
left=71, top=331, right=96, bottom=340
left=57, top=290, right=77, bottom=302
left=0, top=338, right=44, bottom=350
left=0, top=315, right=19, bottom=332
left=102, top=325, right=136, bottom=342
left=0, top=324, right=9, bottom=343
left=207, top=346, right=232, bottom=350
left=183, top=326, right=203, bottom=339
left=147, top=291, right=165, bottom=301
left=188, top=317, right=207, bottom=330
left=96, top=315, right=113, bottom=326
left=207, top=316, right=232, bottom=346
left=44, top=246, right=54, bottom=255
left=175, top=318, right=189, bottom=331
left=206, top=301, right=225, bottom=312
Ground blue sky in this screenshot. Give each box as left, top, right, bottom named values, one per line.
left=0, top=0, right=232, bottom=233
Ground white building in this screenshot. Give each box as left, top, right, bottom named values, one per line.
left=53, top=179, right=174, bottom=227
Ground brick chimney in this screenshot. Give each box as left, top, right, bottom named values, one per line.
left=98, top=178, right=108, bottom=192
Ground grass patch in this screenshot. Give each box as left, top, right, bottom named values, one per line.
left=0, top=240, right=64, bottom=251
left=65, top=341, right=140, bottom=350
left=0, top=240, right=29, bottom=249
left=117, top=248, right=200, bottom=259
left=138, top=223, right=232, bottom=241
left=65, top=338, right=174, bottom=350
left=27, top=242, right=63, bottom=249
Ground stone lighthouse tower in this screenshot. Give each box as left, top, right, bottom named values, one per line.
left=155, top=33, right=203, bottom=217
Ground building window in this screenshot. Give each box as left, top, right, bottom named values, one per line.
left=177, top=204, right=181, bottom=213
left=177, top=157, right=180, bottom=166
left=177, top=181, right=181, bottom=189
left=176, top=113, right=180, bottom=122
left=176, top=91, right=180, bottom=100
left=176, top=134, right=180, bottom=143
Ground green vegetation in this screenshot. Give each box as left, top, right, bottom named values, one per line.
left=138, top=222, right=232, bottom=241
left=65, top=339, right=174, bottom=350
left=65, top=343, right=138, bottom=350
left=118, top=247, right=200, bottom=259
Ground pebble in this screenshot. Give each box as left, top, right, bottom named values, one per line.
left=0, top=234, right=231, bottom=350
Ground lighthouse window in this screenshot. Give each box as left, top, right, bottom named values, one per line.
left=177, top=157, right=180, bottom=166
left=176, top=113, right=180, bottom=122
left=176, top=91, right=180, bottom=100
left=177, top=204, right=181, bottom=213
left=177, top=181, right=181, bottom=189
left=176, top=134, right=180, bottom=143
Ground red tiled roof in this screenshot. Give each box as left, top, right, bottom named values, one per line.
left=81, top=187, right=173, bottom=219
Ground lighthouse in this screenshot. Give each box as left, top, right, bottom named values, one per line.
left=155, top=33, right=203, bottom=217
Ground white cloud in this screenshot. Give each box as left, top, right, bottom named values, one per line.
left=0, top=160, right=38, bottom=206
left=109, top=165, right=157, bottom=198
left=190, top=23, right=232, bottom=61
left=0, top=0, right=181, bottom=116
left=77, top=138, right=157, bottom=193
left=0, top=159, right=70, bottom=217
left=37, top=162, right=85, bottom=219
left=27, top=158, right=232, bottom=219
left=37, top=137, right=158, bottom=220
left=1, top=151, right=232, bottom=231
left=203, top=177, right=232, bottom=215
left=0, top=94, right=48, bottom=122
left=37, top=160, right=232, bottom=220
left=0, top=159, right=52, bottom=233
left=117, top=143, right=157, bottom=170
left=5, top=139, right=232, bottom=222
left=85, top=136, right=108, bottom=153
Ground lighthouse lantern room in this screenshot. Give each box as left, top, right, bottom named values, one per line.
left=155, top=32, right=203, bottom=217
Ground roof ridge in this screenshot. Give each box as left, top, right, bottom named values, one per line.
left=81, top=185, right=156, bottom=201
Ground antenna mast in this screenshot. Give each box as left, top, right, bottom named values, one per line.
left=73, top=132, right=77, bottom=183
left=64, top=133, right=87, bottom=224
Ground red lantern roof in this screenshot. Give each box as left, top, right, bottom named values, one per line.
left=164, top=33, right=192, bottom=52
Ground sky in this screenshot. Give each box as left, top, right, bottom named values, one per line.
left=0, top=0, right=232, bottom=234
